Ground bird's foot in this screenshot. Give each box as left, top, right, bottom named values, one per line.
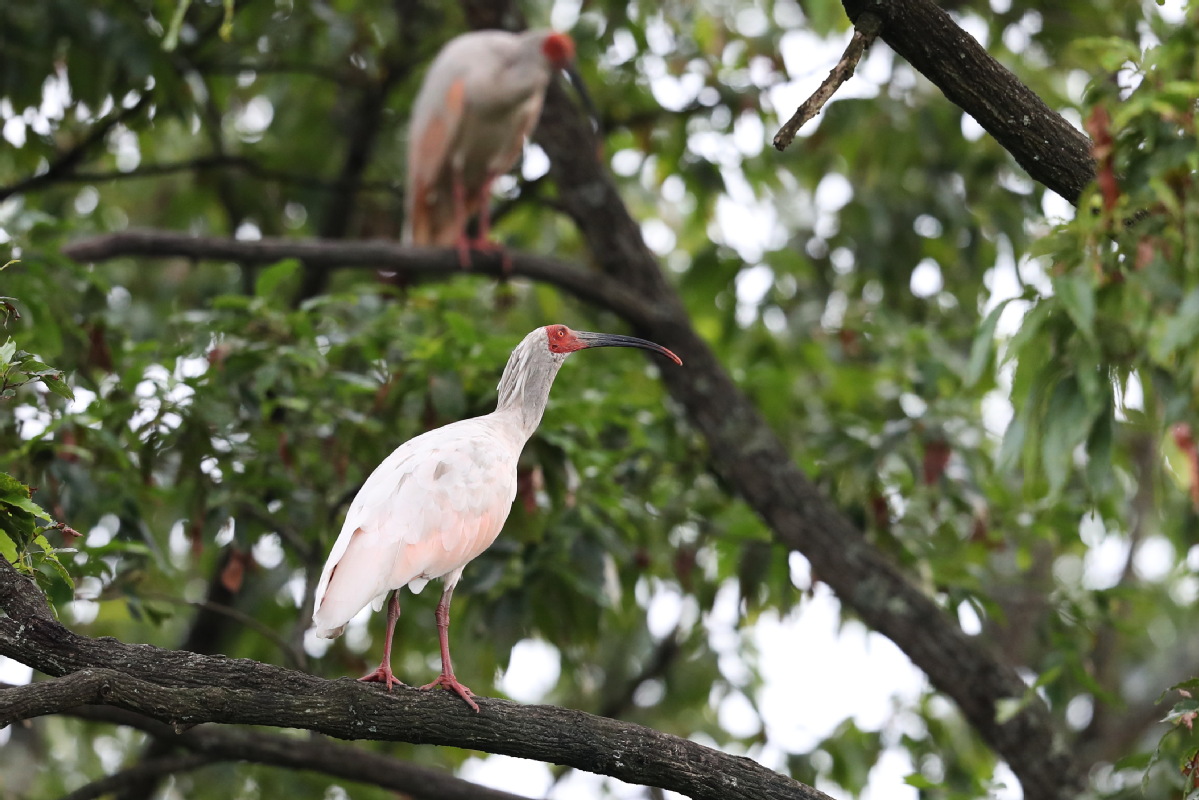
left=420, top=672, right=480, bottom=712
left=359, top=665, right=405, bottom=691
left=455, top=236, right=473, bottom=270
left=455, top=236, right=509, bottom=274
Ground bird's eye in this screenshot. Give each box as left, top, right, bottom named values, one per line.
left=556, top=328, right=565, bottom=338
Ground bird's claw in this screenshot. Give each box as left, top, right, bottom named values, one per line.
left=359, top=666, right=406, bottom=691
left=420, top=673, right=480, bottom=712
left=454, top=236, right=509, bottom=274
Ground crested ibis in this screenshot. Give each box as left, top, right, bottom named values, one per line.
left=402, top=29, right=596, bottom=267
left=311, top=324, right=681, bottom=710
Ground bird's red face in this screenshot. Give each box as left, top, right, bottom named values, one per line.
left=541, top=33, right=576, bottom=68
left=545, top=324, right=584, bottom=354
left=542, top=324, right=683, bottom=365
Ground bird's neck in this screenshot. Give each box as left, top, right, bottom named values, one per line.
left=494, top=348, right=566, bottom=440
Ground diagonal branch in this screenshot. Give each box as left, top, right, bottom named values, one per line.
left=0, top=97, right=149, bottom=202
left=840, top=0, right=1095, bottom=203
left=0, top=560, right=828, bottom=800
left=773, top=13, right=882, bottom=150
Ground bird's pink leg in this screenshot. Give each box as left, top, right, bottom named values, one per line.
left=474, top=177, right=513, bottom=275
left=449, top=172, right=509, bottom=274
left=359, top=591, right=404, bottom=690
left=419, top=584, right=479, bottom=711
left=451, top=172, right=473, bottom=270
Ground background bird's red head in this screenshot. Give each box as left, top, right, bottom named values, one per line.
left=541, top=33, right=575, bottom=68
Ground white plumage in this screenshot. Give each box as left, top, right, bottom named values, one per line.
left=403, top=30, right=578, bottom=262
left=311, top=418, right=522, bottom=638
left=311, top=324, right=681, bottom=710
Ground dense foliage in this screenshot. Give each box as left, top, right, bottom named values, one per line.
left=1, top=0, right=1198, bottom=798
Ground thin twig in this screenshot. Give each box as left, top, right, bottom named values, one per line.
left=773, top=12, right=882, bottom=151
left=0, top=97, right=150, bottom=201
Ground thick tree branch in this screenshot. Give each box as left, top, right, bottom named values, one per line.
left=841, top=0, right=1095, bottom=202
left=0, top=561, right=826, bottom=800
left=59, top=231, right=661, bottom=327
left=531, top=68, right=1080, bottom=800
left=114, top=550, right=252, bottom=800
left=24, top=698, right=537, bottom=800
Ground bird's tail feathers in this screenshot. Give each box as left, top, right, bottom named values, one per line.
left=406, top=192, right=462, bottom=248
left=313, top=623, right=346, bottom=639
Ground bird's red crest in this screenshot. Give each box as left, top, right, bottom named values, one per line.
left=545, top=324, right=582, bottom=354
left=541, top=33, right=575, bottom=68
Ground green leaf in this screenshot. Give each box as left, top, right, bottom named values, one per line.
left=1085, top=402, right=1115, bottom=494
left=0, top=473, right=52, bottom=521
left=1162, top=699, right=1199, bottom=724
left=40, top=374, right=76, bottom=401
left=0, top=337, right=15, bottom=364
left=1041, top=377, right=1098, bottom=496
left=995, top=696, right=1028, bottom=725
left=32, top=534, right=75, bottom=591
left=0, top=530, right=16, bottom=563
left=255, top=259, right=301, bottom=300
left=965, top=299, right=1012, bottom=387
left=903, top=773, right=939, bottom=789
left=1054, top=273, right=1096, bottom=345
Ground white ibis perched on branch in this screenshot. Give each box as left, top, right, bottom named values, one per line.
left=402, top=29, right=596, bottom=267
left=311, top=325, right=681, bottom=710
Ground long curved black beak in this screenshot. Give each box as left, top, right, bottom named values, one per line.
left=563, top=65, right=602, bottom=137
left=575, top=331, right=682, bottom=365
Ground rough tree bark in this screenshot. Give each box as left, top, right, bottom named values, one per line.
left=5, top=689, right=536, bottom=800
left=0, top=560, right=827, bottom=800
left=840, top=0, right=1095, bottom=202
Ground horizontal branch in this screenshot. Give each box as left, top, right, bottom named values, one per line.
left=0, top=98, right=149, bottom=202
left=27, top=694, right=535, bottom=800
left=61, top=753, right=216, bottom=800
left=59, top=230, right=662, bottom=329
left=0, top=560, right=827, bottom=800
left=841, top=0, right=1095, bottom=203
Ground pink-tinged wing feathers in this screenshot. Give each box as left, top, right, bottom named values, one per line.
left=311, top=417, right=521, bottom=638
left=404, top=76, right=467, bottom=246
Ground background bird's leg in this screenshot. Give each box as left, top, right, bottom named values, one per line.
left=466, top=174, right=512, bottom=275
left=451, top=172, right=472, bottom=269
left=419, top=580, right=479, bottom=711
left=359, top=591, right=404, bottom=689
left=474, top=176, right=495, bottom=245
